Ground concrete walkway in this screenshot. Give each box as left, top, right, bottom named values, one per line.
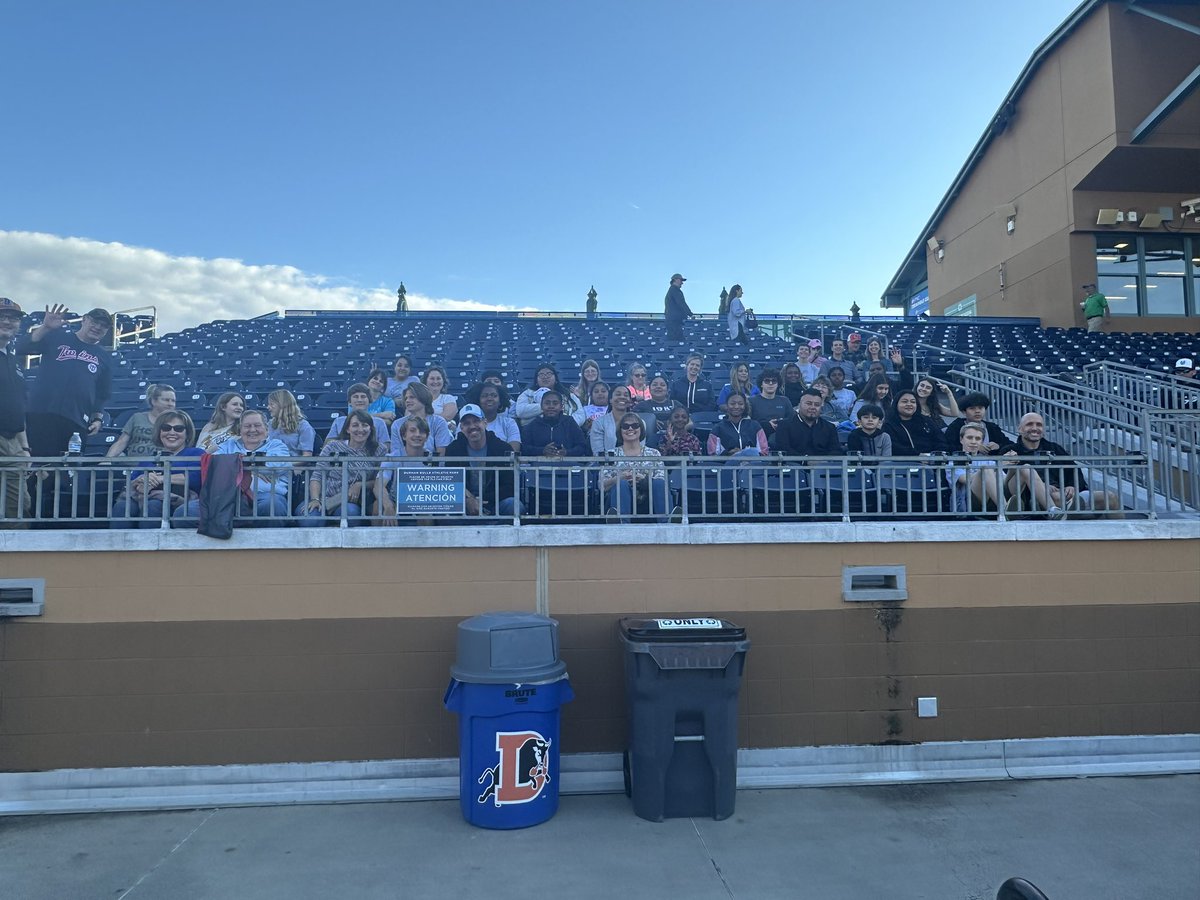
left=2, top=775, right=1197, bottom=899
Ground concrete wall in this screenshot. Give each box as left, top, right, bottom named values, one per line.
left=2, top=532, right=1197, bottom=772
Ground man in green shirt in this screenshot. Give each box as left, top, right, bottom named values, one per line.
left=1080, top=283, right=1108, bottom=332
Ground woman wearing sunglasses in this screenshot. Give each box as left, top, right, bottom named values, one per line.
left=109, top=411, right=205, bottom=528
left=600, top=414, right=670, bottom=524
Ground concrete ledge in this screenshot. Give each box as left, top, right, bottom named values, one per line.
left=2, top=518, right=1195, bottom=554
left=2, top=734, right=1195, bottom=816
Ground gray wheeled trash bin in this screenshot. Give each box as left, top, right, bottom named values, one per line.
left=618, top=616, right=750, bottom=822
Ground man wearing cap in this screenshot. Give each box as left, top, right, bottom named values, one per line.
left=845, top=332, right=865, bottom=366
left=1080, top=283, right=1108, bottom=332
left=1164, top=358, right=1198, bottom=410
left=0, top=298, right=31, bottom=527
left=664, top=273, right=692, bottom=342
left=445, top=404, right=521, bottom=517
left=15, top=304, right=114, bottom=457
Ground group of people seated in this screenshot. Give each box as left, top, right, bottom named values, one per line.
left=85, top=337, right=1123, bottom=527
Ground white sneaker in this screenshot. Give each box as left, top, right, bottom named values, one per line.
left=1048, top=506, right=1067, bottom=520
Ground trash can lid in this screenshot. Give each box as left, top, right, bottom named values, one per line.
left=618, top=616, right=746, bottom=643
left=451, top=611, right=567, bottom=684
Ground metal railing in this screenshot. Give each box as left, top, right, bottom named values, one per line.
left=1080, top=360, right=1200, bottom=413
left=0, top=452, right=1154, bottom=530
left=952, top=355, right=1200, bottom=513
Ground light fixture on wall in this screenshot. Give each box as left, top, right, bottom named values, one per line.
left=1139, top=212, right=1163, bottom=228
left=926, top=236, right=945, bottom=262
left=996, top=203, right=1017, bottom=234
left=1096, top=208, right=1121, bottom=225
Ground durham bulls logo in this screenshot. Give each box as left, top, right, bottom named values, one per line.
left=477, top=731, right=551, bottom=806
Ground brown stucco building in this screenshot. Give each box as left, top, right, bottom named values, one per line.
left=882, top=0, right=1200, bottom=331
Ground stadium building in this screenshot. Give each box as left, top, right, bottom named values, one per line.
left=882, top=0, right=1200, bottom=330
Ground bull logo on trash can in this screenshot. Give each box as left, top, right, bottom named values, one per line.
left=477, top=730, right=551, bottom=806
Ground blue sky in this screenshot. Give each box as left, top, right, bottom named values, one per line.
left=0, top=0, right=1083, bottom=332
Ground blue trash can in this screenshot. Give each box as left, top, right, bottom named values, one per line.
left=444, top=611, right=574, bottom=829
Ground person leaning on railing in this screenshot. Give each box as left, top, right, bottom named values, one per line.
left=110, top=411, right=204, bottom=528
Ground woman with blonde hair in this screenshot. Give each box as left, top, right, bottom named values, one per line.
left=267, top=389, right=316, bottom=457
left=196, top=392, right=244, bottom=452
left=106, top=383, right=177, bottom=459
left=422, top=364, right=459, bottom=424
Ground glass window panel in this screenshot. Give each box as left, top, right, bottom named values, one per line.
left=1098, top=274, right=1137, bottom=316
left=1095, top=234, right=1139, bottom=275
left=1143, top=235, right=1186, bottom=277
left=1145, top=277, right=1185, bottom=315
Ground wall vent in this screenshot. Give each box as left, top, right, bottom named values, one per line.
left=0, top=579, right=45, bottom=617
left=842, top=566, right=907, bottom=602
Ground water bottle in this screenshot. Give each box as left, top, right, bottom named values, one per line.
left=67, top=432, right=83, bottom=456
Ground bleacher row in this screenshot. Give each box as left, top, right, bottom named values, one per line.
left=19, top=313, right=1197, bottom=445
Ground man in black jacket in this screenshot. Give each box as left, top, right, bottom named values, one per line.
left=446, top=405, right=521, bottom=517
left=999, top=412, right=1123, bottom=518
left=775, top=389, right=842, bottom=458
left=520, top=392, right=589, bottom=459
left=664, top=273, right=692, bottom=342
left=15, top=304, right=113, bottom=456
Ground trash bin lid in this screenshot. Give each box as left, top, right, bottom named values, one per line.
left=618, top=616, right=746, bottom=643
left=451, top=611, right=568, bottom=684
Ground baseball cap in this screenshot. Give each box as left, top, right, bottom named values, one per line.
left=847, top=332, right=862, bottom=342
left=0, top=297, right=23, bottom=317
left=671, top=273, right=686, bottom=282
left=1176, top=358, right=1195, bottom=370
left=807, top=339, right=822, bottom=350
left=458, top=404, right=485, bottom=421
left=83, top=307, right=113, bottom=328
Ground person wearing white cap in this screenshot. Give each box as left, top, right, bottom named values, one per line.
left=1173, top=358, right=1196, bottom=379
left=445, top=404, right=522, bottom=517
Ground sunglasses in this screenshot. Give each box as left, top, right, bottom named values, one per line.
left=620, top=422, right=642, bottom=431
left=160, top=424, right=188, bottom=433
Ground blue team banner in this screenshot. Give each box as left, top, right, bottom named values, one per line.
left=393, top=467, right=466, bottom=515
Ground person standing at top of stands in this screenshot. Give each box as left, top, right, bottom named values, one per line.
left=1080, top=283, right=1108, bottom=332
left=775, top=389, right=841, bottom=457
left=670, top=354, right=716, bottom=413
left=16, top=304, right=113, bottom=456
left=726, top=284, right=749, bottom=345
left=512, top=363, right=583, bottom=427
left=521, top=390, right=588, bottom=459
left=1000, top=412, right=1124, bottom=518
left=944, top=393, right=1007, bottom=453
left=664, top=273, right=692, bottom=342
left=818, top=339, right=857, bottom=386
left=385, top=355, right=418, bottom=400
left=0, top=298, right=31, bottom=527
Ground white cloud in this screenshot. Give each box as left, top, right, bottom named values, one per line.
left=0, top=231, right=532, bottom=334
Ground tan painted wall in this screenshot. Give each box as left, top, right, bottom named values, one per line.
left=2, top=539, right=1197, bottom=771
